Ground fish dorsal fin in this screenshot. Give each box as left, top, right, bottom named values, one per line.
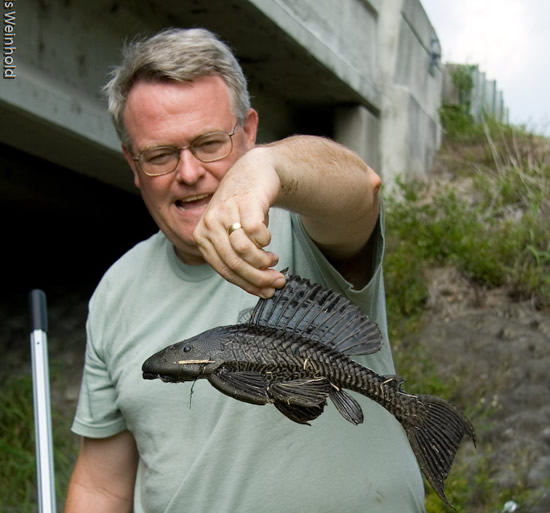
left=249, top=270, right=382, bottom=355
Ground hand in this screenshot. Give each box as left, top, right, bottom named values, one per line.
left=193, top=147, right=286, bottom=297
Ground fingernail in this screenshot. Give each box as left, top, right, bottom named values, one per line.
left=273, top=275, right=286, bottom=288
left=259, top=288, right=275, bottom=299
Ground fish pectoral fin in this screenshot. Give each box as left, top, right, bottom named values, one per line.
left=268, top=377, right=331, bottom=407
left=329, top=389, right=364, bottom=425
left=208, top=370, right=269, bottom=405
left=274, top=401, right=325, bottom=425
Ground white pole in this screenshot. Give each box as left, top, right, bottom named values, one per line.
left=29, top=289, right=57, bottom=513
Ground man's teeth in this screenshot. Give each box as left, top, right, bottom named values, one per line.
left=182, top=194, right=209, bottom=203
left=176, top=194, right=210, bottom=208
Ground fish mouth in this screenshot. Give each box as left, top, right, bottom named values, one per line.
left=142, top=354, right=188, bottom=383
left=175, top=193, right=211, bottom=211
left=142, top=371, right=185, bottom=383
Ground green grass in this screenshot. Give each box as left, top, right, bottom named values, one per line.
left=385, top=121, right=550, bottom=317
left=0, top=376, right=37, bottom=512
left=0, top=373, right=77, bottom=513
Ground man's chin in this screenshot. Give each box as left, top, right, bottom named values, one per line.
left=173, top=242, right=206, bottom=266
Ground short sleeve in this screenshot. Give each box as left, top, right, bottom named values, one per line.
left=71, top=304, right=127, bottom=438
left=288, top=201, right=386, bottom=301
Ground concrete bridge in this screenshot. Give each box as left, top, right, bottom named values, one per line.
left=1, top=0, right=444, bottom=292
left=1, top=0, right=443, bottom=193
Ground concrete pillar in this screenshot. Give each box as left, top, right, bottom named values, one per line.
left=334, top=105, right=380, bottom=172
left=376, top=0, right=441, bottom=186
left=378, top=86, right=410, bottom=186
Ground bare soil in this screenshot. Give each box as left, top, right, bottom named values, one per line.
left=414, top=267, right=550, bottom=512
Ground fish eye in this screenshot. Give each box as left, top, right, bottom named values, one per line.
left=183, top=345, right=192, bottom=353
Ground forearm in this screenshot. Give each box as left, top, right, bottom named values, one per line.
left=193, top=134, right=381, bottom=295
left=64, top=433, right=138, bottom=513
left=65, top=480, right=134, bottom=513
left=258, top=135, right=382, bottom=259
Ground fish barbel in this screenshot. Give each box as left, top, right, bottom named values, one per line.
left=142, top=271, right=475, bottom=506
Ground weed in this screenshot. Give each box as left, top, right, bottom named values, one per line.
left=0, top=374, right=76, bottom=513
left=386, top=123, right=550, bottom=309
left=385, top=119, right=549, bottom=511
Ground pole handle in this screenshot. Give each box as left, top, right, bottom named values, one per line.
left=29, top=289, right=48, bottom=333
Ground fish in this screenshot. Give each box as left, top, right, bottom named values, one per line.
left=142, top=270, right=475, bottom=507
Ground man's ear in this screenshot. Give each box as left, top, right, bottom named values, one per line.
left=122, top=145, right=141, bottom=189
left=243, top=108, right=259, bottom=149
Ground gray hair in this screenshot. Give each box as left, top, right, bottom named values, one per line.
left=104, top=27, right=251, bottom=148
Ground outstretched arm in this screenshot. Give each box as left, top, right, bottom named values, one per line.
left=193, top=135, right=381, bottom=296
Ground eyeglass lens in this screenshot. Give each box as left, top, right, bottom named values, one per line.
left=138, top=129, right=235, bottom=176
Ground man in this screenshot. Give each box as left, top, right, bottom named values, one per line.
left=65, top=28, right=426, bottom=512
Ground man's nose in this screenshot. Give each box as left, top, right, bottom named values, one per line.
left=174, top=148, right=206, bottom=185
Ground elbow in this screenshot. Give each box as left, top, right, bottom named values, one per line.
left=366, top=165, right=382, bottom=195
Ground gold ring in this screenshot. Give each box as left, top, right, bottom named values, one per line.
left=227, top=222, right=242, bottom=236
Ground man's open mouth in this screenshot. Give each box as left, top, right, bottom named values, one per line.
left=175, top=193, right=211, bottom=211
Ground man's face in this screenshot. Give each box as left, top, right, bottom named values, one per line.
left=122, top=75, right=258, bottom=264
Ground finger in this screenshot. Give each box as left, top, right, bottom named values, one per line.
left=241, top=216, right=271, bottom=249
left=228, top=227, right=278, bottom=269
left=223, top=238, right=282, bottom=290
left=203, top=244, right=284, bottom=298
left=195, top=224, right=284, bottom=297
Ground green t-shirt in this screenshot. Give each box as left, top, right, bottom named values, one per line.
left=72, top=208, right=426, bottom=512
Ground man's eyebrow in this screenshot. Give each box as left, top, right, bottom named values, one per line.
left=136, top=127, right=229, bottom=153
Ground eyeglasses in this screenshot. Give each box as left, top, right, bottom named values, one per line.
left=132, top=122, right=239, bottom=177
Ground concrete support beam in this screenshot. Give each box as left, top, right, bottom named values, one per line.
left=248, top=0, right=381, bottom=111
left=1, top=0, right=445, bottom=198
left=1, top=62, right=131, bottom=191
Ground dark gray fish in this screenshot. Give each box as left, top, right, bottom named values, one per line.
left=142, top=271, right=475, bottom=507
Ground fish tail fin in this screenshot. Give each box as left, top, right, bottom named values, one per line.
left=403, top=394, right=476, bottom=508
